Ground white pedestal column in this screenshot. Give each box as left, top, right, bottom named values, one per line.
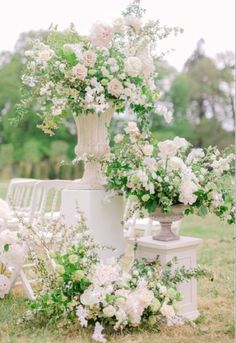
left=132, top=236, right=202, bottom=320
left=61, top=189, right=126, bottom=260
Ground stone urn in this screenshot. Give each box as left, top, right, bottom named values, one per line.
left=74, top=107, right=114, bottom=189
left=150, top=204, right=186, bottom=241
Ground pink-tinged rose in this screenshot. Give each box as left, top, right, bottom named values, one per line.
left=83, top=50, right=97, bottom=67
left=90, top=22, right=114, bottom=48
left=107, top=79, right=123, bottom=97
left=72, top=63, right=88, bottom=81
left=125, top=15, right=142, bottom=33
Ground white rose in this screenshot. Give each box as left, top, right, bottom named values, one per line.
left=103, top=305, right=116, bottom=317
left=38, top=49, right=54, bottom=62
left=72, top=64, right=88, bottom=81
left=158, top=140, right=178, bottom=159
left=125, top=56, right=142, bottom=77
left=107, top=78, right=123, bottom=97
left=142, top=144, right=154, bottom=156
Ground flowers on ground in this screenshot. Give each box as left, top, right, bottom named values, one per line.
left=17, top=216, right=210, bottom=342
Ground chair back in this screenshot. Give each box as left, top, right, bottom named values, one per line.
left=6, top=178, right=39, bottom=215
left=29, top=180, right=77, bottom=224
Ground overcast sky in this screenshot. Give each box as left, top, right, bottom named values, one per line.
left=1, top=0, right=235, bottom=70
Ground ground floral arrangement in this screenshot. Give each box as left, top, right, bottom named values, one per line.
left=17, top=0, right=181, bottom=134
left=0, top=213, right=211, bottom=343
left=102, top=121, right=235, bottom=223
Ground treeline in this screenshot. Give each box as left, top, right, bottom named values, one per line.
left=0, top=32, right=234, bottom=180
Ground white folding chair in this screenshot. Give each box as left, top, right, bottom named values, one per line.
left=0, top=178, right=39, bottom=230
left=16, top=180, right=77, bottom=299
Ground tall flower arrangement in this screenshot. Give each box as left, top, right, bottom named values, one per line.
left=18, top=0, right=182, bottom=135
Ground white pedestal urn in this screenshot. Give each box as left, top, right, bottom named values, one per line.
left=61, top=108, right=126, bottom=259
left=74, top=107, right=114, bottom=189
left=150, top=205, right=186, bottom=241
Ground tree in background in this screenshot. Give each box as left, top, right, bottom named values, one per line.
left=169, top=39, right=234, bottom=148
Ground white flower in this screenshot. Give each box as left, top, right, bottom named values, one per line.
left=186, top=148, right=204, bottom=165
left=80, top=286, right=106, bottom=306
left=90, top=262, right=120, bottom=286
left=138, top=51, right=155, bottom=77
left=21, top=75, right=37, bottom=88
left=173, top=136, right=189, bottom=150
left=160, top=303, right=175, bottom=319
left=103, top=305, right=116, bottom=317
left=90, top=22, right=113, bottom=48
left=142, top=144, right=153, bottom=156
left=76, top=305, right=88, bottom=327
left=124, top=121, right=139, bottom=135
left=39, top=82, right=53, bottom=96
left=125, top=15, right=142, bottom=33
left=125, top=56, right=142, bottom=77
left=158, top=140, right=178, bottom=159
left=92, top=322, right=107, bottom=343
left=107, top=79, right=123, bottom=97
left=72, top=63, right=88, bottom=81
left=114, top=134, right=124, bottom=144
left=38, top=48, right=54, bottom=62
left=179, top=170, right=198, bottom=205
left=83, top=50, right=97, bottom=67
left=167, top=157, right=186, bottom=171
left=0, top=199, right=11, bottom=219
left=0, top=274, right=10, bottom=299
left=113, top=17, right=126, bottom=35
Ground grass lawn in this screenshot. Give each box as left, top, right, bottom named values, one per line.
left=0, top=182, right=235, bottom=343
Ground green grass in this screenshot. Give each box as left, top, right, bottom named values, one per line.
left=0, top=182, right=234, bottom=343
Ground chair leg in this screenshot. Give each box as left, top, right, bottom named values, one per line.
left=19, top=270, right=36, bottom=300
